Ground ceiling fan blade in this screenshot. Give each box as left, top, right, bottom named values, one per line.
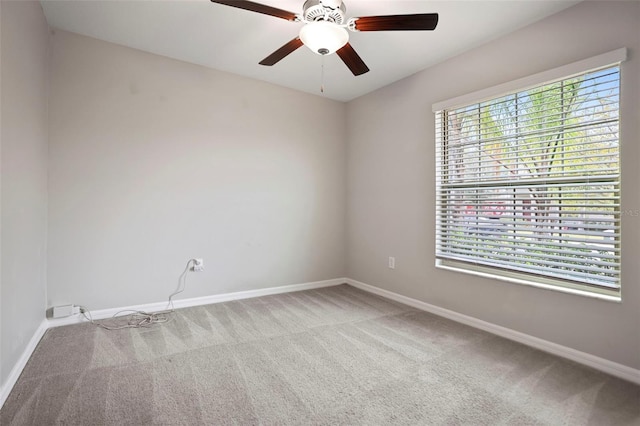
left=259, top=37, right=304, bottom=66
left=336, top=43, right=369, bottom=76
left=210, top=0, right=297, bottom=21
left=351, top=13, right=438, bottom=31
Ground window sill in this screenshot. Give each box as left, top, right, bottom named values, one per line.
left=435, top=259, right=621, bottom=303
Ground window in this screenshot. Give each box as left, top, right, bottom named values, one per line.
left=434, top=49, right=626, bottom=299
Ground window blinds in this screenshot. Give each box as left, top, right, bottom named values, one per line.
left=435, top=65, right=621, bottom=294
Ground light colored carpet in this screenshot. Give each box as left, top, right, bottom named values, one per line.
left=1, top=284, right=638, bottom=425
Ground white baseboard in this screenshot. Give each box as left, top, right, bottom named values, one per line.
left=0, top=319, right=49, bottom=408
left=346, top=278, right=640, bottom=385
left=47, top=278, right=347, bottom=327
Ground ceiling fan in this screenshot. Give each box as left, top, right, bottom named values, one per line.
left=210, top=0, right=439, bottom=76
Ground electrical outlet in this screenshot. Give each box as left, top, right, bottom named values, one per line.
left=193, top=258, right=204, bottom=272
left=388, top=256, right=395, bottom=269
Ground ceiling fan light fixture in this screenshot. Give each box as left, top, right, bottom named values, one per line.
left=299, top=21, right=349, bottom=55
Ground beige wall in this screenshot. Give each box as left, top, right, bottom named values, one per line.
left=346, top=0, right=640, bottom=370
left=47, top=30, right=347, bottom=310
left=1, top=1, right=49, bottom=387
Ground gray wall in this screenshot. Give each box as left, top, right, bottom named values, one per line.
left=0, top=1, right=49, bottom=387
left=346, top=0, right=640, bottom=370
left=47, top=31, right=347, bottom=310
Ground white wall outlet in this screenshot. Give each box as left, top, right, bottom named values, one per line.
left=193, top=258, right=204, bottom=272
left=388, top=256, right=396, bottom=269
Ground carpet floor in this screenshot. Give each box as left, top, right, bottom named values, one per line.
left=1, top=284, right=639, bottom=425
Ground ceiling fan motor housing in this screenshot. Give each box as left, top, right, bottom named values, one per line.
left=302, top=0, right=346, bottom=24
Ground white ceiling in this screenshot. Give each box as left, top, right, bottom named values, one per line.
left=40, top=0, right=581, bottom=102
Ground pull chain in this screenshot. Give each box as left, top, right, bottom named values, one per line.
left=320, top=55, right=325, bottom=94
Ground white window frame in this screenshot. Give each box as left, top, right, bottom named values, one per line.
left=433, top=48, right=627, bottom=301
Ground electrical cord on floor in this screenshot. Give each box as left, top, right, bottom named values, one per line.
left=79, top=258, right=196, bottom=330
